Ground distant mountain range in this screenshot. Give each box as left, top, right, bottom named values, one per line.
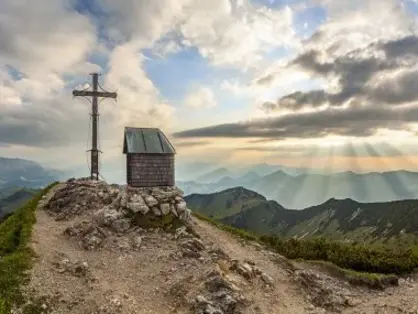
left=185, top=187, right=418, bottom=246
left=175, top=162, right=310, bottom=182
left=0, top=157, right=61, bottom=220
left=178, top=166, right=418, bottom=208
left=0, top=157, right=61, bottom=189
left=0, top=187, right=39, bottom=220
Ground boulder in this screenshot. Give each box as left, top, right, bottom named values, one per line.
left=160, top=203, right=171, bottom=215
left=127, top=194, right=150, bottom=215
left=82, top=229, right=105, bottom=251
left=131, top=236, right=143, bottom=250
left=176, top=201, right=187, bottom=214
left=230, top=260, right=254, bottom=280
left=120, top=190, right=130, bottom=207
left=170, top=204, right=178, bottom=217
left=144, top=195, right=158, bottom=207
left=152, top=207, right=162, bottom=216
left=94, top=207, right=124, bottom=227
left=111, top=218, right=131, bottom=233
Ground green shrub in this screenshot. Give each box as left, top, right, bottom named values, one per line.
left=0, top=182, right=58, bottom=314
left=260, top=235, right=418, bottom=275
left=194, top=211, right=418, bottom=275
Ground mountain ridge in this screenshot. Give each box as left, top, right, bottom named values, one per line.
left=178, top=168, right=418, bottom=208
left=185, top=187, right=418, bottom=246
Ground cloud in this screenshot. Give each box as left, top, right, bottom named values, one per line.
left=310, top=0, right=416, bottom=57
left=178, top=0, right=297, bottom=69
left=184, top=87, right=217, bottom=109
left=97, top=0, right=193, bottom=44
left=260, top=34, right=418, bottom=112
left=173, top=104, right=418, bottom=139
left=0, top=0, right=98, bottom=151
left=0, top=0, right=177, bottom=156
left=0, top=0, right=96, bottom=76
left=2, top=0, right=418, bottom=171
left=98, top=0, right=297, bottom=70
left=172, top=140, right=211, bottom=147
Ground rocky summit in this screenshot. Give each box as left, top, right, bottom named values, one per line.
left=15, top=178, right=418, bottom=314
left=43, top=178, right=191, bottom=251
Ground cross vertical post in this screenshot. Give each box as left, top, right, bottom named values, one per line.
left=91, top=73, right=99, bottom=181
left=72, top=73, right=117, bottom=181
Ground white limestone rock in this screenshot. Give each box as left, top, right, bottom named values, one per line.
left=144, top=195, right=158, bottom=207
left=127, top=194, right=150, bottom=215
left=176, top=201, right=187, bottom=214
left=160, top=203, right=170, bottom=215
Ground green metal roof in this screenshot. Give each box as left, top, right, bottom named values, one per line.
left=123, top=127, right=176, bottom=154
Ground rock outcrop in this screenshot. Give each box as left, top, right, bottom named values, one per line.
left=45, top=178, right=192, bottom=251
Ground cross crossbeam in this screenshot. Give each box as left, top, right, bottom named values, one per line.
left=72, top=73, right=117, bottom=181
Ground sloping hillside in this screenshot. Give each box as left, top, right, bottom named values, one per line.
left=184, top=187, right=266, bottom=219
left=186, top=187, right=418, bottom=245
left=0, top=188, right=39, bottom=220
left=1, top=179, right=418, bottom=314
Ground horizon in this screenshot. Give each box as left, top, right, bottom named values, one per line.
left=2, top=0, right=418, bottom=181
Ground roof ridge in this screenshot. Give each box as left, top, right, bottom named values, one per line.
left=125, top=126, right=160, bottom=130
left=123, top=127, right=176, bottom=154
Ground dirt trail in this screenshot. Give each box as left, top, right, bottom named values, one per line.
left=26, top=183, right=418, bottom=314
left=27, top=185, right=313, bottom=314
left=193, top=219, right=418, bottom=314
left=342, top=278, right=418, bottom=314
left=193, top=219, right=310, bottom=313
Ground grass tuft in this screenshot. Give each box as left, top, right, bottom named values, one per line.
left=0, top=182, right=59, bottom=314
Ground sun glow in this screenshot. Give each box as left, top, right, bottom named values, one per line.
left=317, top=135, right=349, bottom=147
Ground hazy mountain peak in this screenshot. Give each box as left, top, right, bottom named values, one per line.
left=195, top=167, right=232, bottom=183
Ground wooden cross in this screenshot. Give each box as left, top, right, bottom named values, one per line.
left=72, top=73, right=117, bottom=180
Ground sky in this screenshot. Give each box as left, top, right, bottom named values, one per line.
left=2, top=0, right=418, bottom=180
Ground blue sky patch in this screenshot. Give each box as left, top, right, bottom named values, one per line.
left=143, top=46, right=247, bottom=105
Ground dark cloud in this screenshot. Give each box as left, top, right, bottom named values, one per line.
left=176, top=34, right=418, bottom=141
left=0, top=97, right=101, bottom=148
left=173, top=140, right=210, bottom=147
left=254, top=73, right=275, bottom=85
left=173, top=105, right=418, bottom=139
left=259, top=35, right=418, bottom=112
left=380, top=35, right=418, bottom=60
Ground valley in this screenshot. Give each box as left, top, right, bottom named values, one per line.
left=185, top=187, right=418, bottom=246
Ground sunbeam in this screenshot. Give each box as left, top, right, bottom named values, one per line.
left=277, top=143, right=323, bottom=209
left=342, top=140, right=369, bottom=202
left=363, top=142, right=416, bottom=200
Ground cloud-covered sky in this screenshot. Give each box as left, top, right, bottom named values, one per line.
left=2, top=0, right=418, bottom=180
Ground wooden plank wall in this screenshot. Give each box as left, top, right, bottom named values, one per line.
left=127, top=153, right=175, bottom=187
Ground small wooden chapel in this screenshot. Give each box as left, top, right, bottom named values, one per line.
left=123, top=127, right=176, bottom=187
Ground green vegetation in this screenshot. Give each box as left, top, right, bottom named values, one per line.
left=298, top=260, right=399, bottom=290
left=186, top=187, right=266, bottom=220
left=194, top=211, right=418, bottom=281
left=0, top=182, right=58, bottom=314
left=260, top=235, right=418, bottom=275
left=186, top=187, right=418, bottom=248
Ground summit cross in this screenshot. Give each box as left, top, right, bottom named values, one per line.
left=72, top=73, right=117, bottom=181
